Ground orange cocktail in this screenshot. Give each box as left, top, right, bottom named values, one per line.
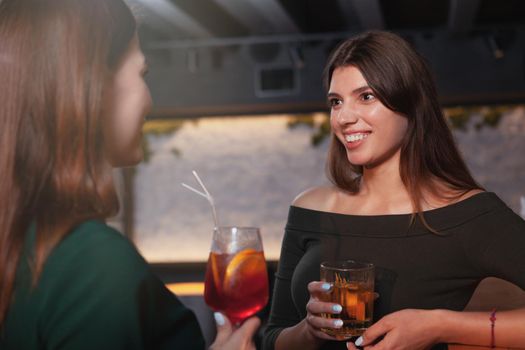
left=205, top=249, right=268, bottom=324
left=204, top=227, right=269, bottom=325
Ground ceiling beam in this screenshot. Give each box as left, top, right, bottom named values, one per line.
left=212, top=0, right=299, bottom=34
left=448, top=0, right=480, bottom=34
left=336, top=0, right=364, bottom=30
left=148, top=31, right=355, bottom=50
left=247, top=0, right=299, bottom=33
left=211, top=0, right=265, bottom=34
left=129, top=0, right=211, bottom=38
left=345, top=0, right=385, bottom=30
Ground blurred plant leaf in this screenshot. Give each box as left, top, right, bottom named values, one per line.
left=143, top=119, right=185, bottom=135
left=287, top=114, right=316, bottom=129
left=287, top=113, right=330, bottom=147
left=445, top=107, right=477, bottom=131
left=481, top=106, right=508, bottom=128
left=312, top=117, right=331, bottom=146
left=141, top=119, right=188, bottom=162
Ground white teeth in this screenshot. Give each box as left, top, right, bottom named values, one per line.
left=345, top=133, right=369, bottom=143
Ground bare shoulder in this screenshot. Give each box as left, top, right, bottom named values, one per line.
left=292, top=185, right=341, bottom=212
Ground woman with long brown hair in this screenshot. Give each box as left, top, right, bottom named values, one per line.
left=264, top=31, right=525, bottom=350
left=0, top=0, right=258, bottom=349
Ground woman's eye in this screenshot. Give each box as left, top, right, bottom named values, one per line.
left=361, top=92, right=375, bottom=101
left=329, top=98, right=342, bottom=107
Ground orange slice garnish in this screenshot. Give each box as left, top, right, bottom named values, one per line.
left=223, top=248, right=266, bottom=297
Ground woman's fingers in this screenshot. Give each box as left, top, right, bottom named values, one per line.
left=210, top=315, right=261, bottom=350
left=212, top=312, right=233, bottom=345
left=306, top=312, right=344, bottom=330
left=305, top=280, right=345, bottom=342
left=307, top=281, right=336, bottom=311
left=306, top=299, right=342, bottom=315
left=346, top=341, right=359, bottom=350
left=237, top=317, right=261, bottom=339
left=360, top=321, right=389, bottom=347
left=307, top=281, right=332, bottom=295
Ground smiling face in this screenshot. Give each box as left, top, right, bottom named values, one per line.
left=328, top=65, right=408, bottom=169
left=104, top=34, right=152, bottom=167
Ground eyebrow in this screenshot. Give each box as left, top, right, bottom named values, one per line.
left=327, top=85, right=371, bottom=98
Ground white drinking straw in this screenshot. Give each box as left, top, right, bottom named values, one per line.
left=181, top=170, right=219, bottom=229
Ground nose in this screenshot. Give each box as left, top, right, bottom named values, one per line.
left=333, top=105, right=358, bottom=125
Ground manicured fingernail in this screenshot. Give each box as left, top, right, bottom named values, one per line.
left=333, top=319, right=343, bottom=328
left=321, top=283, right=331, bottom=291
left=332, top=304, right=342, bottom=313
left=354, top=336, right=363, bottom=346
left=214, top=312, right=225, bottom=326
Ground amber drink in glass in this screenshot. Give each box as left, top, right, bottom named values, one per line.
left=319, top=260, right=375, bottom=340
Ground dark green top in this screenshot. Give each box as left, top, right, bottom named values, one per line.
left=1, top=220, right=205, bottom=350
left=263, top=192, right=525, bottom=350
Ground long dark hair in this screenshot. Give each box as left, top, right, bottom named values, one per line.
left=324, top=31, right=482, bottom=221
left=0, top=0, right=136, bottom=326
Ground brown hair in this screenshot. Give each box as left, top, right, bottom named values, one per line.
left=324, top=31, right=482, bottom=222
left=0, top=0, right=136, bottom=326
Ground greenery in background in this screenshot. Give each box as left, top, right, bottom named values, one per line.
left=141, top=119, right=188, bottom=163
left=445, top=106, right=512, bottom=131
left=136, top=105, right=517, bottom=163
left=287, top=105, right=516, bottom=147
left=287, top=113, right=331, bottom=146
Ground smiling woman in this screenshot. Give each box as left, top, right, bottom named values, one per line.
left=323, top=31, right=481, bottom=218
left=328, top=65, right=408, bottom=169
left=263, top=31, right=525, bottom=350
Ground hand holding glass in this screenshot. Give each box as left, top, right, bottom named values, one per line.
left=319, top=260, right=375, bottom=340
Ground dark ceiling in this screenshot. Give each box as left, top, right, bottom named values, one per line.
left=131, top=0, right=525, bottom=40
left=125, top=0, right=525, bottom=117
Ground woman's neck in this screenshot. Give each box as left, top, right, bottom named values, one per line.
left=344, top=153, right=414, bottom=215
left=358, top=156, right=479, bottom=213
left=360, top=152, right=407, bottom=199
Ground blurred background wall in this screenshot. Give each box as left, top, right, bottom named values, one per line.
left=112, top=0, right=525, bottom=261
